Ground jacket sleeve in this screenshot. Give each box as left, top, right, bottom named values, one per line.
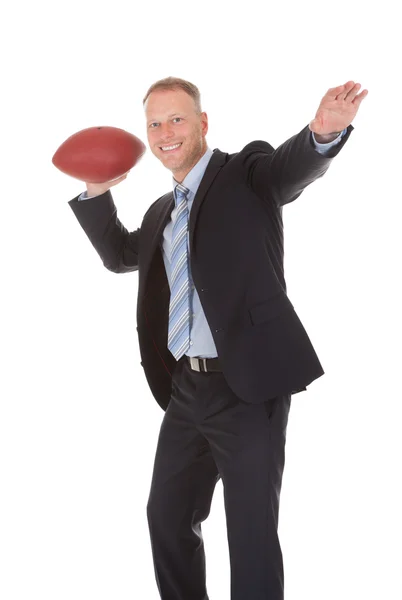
left=241, top=123, right=354, bottom=207
left=68, top=189, right=139, bottom=273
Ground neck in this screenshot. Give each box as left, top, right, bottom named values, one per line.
left=172, top=144, right=208, bottom=183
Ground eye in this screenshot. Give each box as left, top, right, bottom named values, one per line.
left=149, top=122, right=158, bottom=128
left=173, top=118, right=182, bottom=123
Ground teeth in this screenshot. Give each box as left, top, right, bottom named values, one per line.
left=161, top=143, right=181, bottom=151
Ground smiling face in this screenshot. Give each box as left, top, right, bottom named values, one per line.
left=145, top=88, right=208, bottom=183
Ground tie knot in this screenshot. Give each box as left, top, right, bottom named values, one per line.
left=175, top=183, right=189, bottom=205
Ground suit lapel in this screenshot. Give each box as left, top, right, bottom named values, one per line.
left=189, top=148, right=227, bottom=254
left=141, top=192, right=174, bottom=279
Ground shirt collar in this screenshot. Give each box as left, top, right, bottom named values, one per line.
left=172, top=146, right=213, bottom=198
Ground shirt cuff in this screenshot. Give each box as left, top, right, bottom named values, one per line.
left=312, top=128, right=348, bottom=153
left=78, top=191, right=98, bottom=201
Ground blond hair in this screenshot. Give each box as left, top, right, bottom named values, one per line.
left=143, top=76, right=202, bottom=114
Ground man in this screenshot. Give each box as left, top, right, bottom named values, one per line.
left=68, top=77, right=368, bottom=600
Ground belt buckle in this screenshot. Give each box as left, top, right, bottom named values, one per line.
left=189, top=357, right=207, bottom=372
left=189, top=357, right=200, bottom=372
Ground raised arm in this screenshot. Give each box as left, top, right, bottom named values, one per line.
left=242, top=81, right=368, bottom=206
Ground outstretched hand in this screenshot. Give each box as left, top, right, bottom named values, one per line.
left=309, top=81, right=368, bottom=135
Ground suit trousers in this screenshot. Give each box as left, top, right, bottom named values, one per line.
left=146, top=355, right=291, bottom=600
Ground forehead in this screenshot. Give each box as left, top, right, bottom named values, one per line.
left=145, top=88, right=195, bottom=120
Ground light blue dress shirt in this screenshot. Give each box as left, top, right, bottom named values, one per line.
left=78, top=130, right=347, bottom=358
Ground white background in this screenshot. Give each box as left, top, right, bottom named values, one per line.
left=1, top=0, right=401, bottom=598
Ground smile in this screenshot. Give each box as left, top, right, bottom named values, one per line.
left=160, top=143, right=182, bottom=152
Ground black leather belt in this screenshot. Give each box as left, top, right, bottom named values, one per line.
left=186, top=356, right=222, bottom=373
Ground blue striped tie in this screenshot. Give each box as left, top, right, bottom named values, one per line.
left=167, top=183, right=191, bottom=360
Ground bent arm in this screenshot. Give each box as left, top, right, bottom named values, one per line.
left=68, top=190, right=139, bottom=273
left=243, top=124, right=354, bottom=207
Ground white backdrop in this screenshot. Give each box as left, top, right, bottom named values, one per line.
left=1, top=0, right=401, bottom=599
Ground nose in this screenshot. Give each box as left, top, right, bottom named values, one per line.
left=158, top=123, right=175, bottom=141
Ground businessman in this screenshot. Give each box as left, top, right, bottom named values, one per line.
left=68, top=77, right=368, bottom=600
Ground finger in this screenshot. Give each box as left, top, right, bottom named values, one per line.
left=335, top=81, right=356, bottom=101
left=110, top=171, right=130, bottom=183
left=344, top=83, right=362, bottom=102
left=352, top=89, right=369, bottom=105
left=326, top=83, right=347, bottom=100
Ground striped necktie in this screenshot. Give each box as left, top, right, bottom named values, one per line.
left=167, top=183, right=191, bottom=360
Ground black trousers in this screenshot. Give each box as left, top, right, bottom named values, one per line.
left=146, top=355, right=291, bottom=600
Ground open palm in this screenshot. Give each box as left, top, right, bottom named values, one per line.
left=309, top=81, right=368, bottom=135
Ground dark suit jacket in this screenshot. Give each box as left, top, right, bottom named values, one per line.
left=69, top=123, right=354, bottom=411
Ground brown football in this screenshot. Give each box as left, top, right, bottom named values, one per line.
left=52, top=126, right=146, bottom=183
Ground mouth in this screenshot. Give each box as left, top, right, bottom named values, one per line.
left=159, top=142, right=182, bottom=153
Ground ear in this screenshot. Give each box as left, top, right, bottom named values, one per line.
left=201, top=112, right=208, bottom=136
